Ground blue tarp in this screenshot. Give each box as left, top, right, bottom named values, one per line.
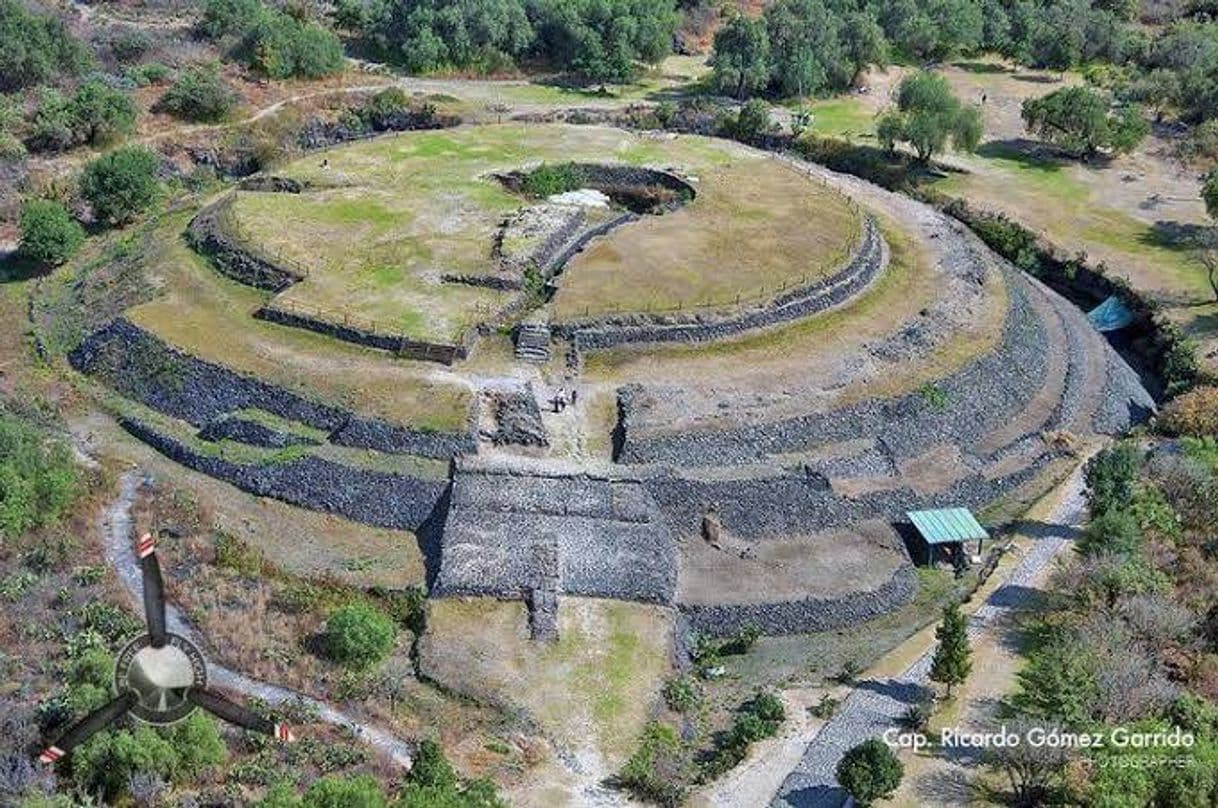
left=1088, top=296, right=1135, bottom=333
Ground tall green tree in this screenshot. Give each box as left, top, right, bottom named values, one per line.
left=929, top=601, right=971, bottom=697
left=1022, top=86, right=1148, bottom=158
left=876, top=71, right=982, bottom=162
left=711, top=15, right=770, bottom=99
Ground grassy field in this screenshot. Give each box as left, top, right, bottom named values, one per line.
left=125, top=210, right=474, bottom=433
left=228, top=123, right=861, bottom=331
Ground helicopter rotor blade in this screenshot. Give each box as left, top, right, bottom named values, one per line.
left=39, top=691, right=137, bottom=764
left=186, top=687, right=294, bottom=742
left=135, top=532, right=168, bottom=648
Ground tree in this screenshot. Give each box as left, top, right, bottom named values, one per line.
left=836, top=739, right=903, bottom=807
left=876, top=71, right=982, bottom=162
left=399, top=739, right=509, bottom=807
left=530, top=0, right=677, bottom=84
left=840, top=12, right=887, bottom=87
left=322, top=601, right=396, bottom=667
left=984, top=717, right=1069, bottom=807
left=929, top=601, right=972, bottom=697
left=711, top=15, right=770, bottom=99
left=763, top=0, right=848, bottom=98
left=80, top=146, right=161, bottom=226
left=156, top=63, right=235, bottom=122
left=1021, top=86, right=1148, bottom=158
left=18, top=199, right=84, bottom=267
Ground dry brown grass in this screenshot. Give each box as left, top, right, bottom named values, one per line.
left=421, top=597, right=674, bottom=771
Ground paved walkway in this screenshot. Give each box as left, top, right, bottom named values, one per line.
left=772, top=466, right=1087, bottom=807
left=101, top=470, right=415, bottom=767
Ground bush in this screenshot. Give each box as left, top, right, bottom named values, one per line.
left=618, top=722, right=692, bottom=807
left=0, top=413, right=78, bottom=538
left=126, top=62, right=172, bottom=87
left=0, top=0, right=91, bottom=91
left=836, top=739, right=904, bottom=807
left=201, top=0, right=344, bottom=79
left=719, top=622, right=762, bottom=655
left=301, top=774, right=387, bottom=808
left=80, top=145, right=161, bottom=225
left=521, top=162, right=580, bottom=197
left=1159, top=386, right=1218, bottom=437
left=156, top=63, right=235, bottom=122
left=321, top=602, right=396, bottom=668
left=18, top=199, right=84, bottom=267
left=662, top=675, right=699, bottom=713
left=399, top=739, right=508, bottom=807
left=1084, top=442, right=1142, bottom=517
left=1079, top=508, right=1143, bottom=557
left=724, top=98, right=776, bottom=143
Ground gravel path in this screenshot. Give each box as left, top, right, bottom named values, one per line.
left=101, top=469, right=415, bottom=768
left=771, top=465, right=1088, bottom=808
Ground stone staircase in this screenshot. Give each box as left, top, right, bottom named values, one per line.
left=515, top=322, right=551, bottom=363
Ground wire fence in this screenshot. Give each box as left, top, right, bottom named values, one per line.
left=217, top=194, right=312, bottom=281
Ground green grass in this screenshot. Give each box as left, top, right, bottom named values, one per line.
left=806, top=98, right=875, bottom=139
left=126, top=209, right=474, bottom=433
left=230, top=123, right=862, bottom=331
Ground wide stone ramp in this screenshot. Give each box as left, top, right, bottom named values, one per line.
left=433, top=458, right=677, bottom=604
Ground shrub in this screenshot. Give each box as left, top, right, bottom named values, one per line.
left=900, top=700, right=932, bottom=732
left=618, top=722, right=692, bottom=807
left=811, top=693, right=840, bottom=719
left=72, top=725, right=180, bottom=800
left=1084, top=442, right=1142, bottom=517
left=80, top=145, right=160, bottom=225
left=156, top=63, right=235, bottom=122
left=0, top=0, right=91, bottom=91
left=321, top=602, right=396, bottom=668
left=719, top=622, right=762, bottom=655
left=18, top=199, right=84, bottom=267
left=399, top=739, right=508, bottom=807
left=521, top=162, right=580, bottom=198
left=301, top=774, right=387, bottom=808
left=662, top=675, right=699, bottom=713
left=201, top=0, right=344, bottom=80
left=836, top=739, right=904, bottom=807
left=126, top=62, right=172, bottom=87
left=724, top=98, right=775, bottom=143
left=0, top=413, right=78, bottom=538
left=1159, top=386, right=1218, bottom=437
left=1079, top=508, right=1143, bottom=557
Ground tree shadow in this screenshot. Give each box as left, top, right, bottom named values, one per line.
left=855, top=677, right=933, bottom=706
left=974, top=139, right=1065, bottom=170
left=779, top=784, right=850, bottom=808
left=1011, top=73, right=1063, bottom=84
left=1139, top=220, right=1213, bottom=253
left=952, top=61, right=1011, bottom=75
left=0, top=252, right=47, bottom=284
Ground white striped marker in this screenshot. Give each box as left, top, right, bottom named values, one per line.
left=38, top=746, right=64, bottom=764
left=136, top=532, right=156, bottom=559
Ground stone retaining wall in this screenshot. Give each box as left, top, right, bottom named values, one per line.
left=186, top=197, right=301, bottom=291
left=254, top=307, right=467, bottom=365
left=70, top=319, right=475, bottom=458
left=434, top=468, right=677, bottom=604
left=120, top=417, right=446, bottom=530
left=555, top=216, right=882, bottom=351
left=618, top=265, right=1046, bottom=467
left=680, top=564, right=917, bottom=637
left=197, top=416, right=320, bottom=449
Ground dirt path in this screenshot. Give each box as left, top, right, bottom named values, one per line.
left=101, top=468, right=414, bottom=768
left=768, top=463, right=1088, bottom=808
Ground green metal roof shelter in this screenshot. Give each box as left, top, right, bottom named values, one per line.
left=906, top=507, right=989, bottom=566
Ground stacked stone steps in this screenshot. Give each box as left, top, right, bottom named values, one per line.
left=515, top=322, right=551, bottom=363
